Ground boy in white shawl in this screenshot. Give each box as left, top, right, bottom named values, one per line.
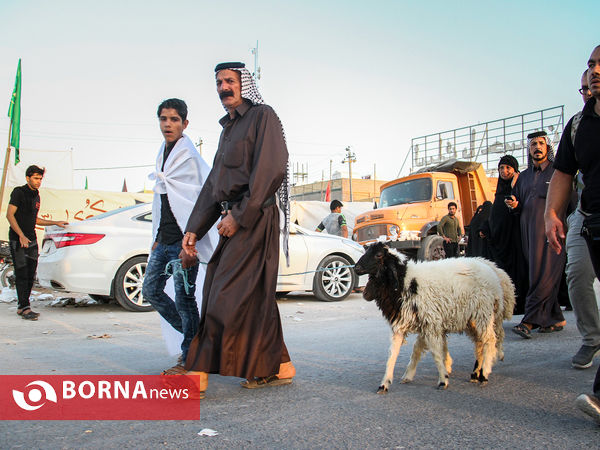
left=143, top=98, right=217, bottom=374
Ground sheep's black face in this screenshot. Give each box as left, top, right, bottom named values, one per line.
left=354, top=242, right=388, bottom=276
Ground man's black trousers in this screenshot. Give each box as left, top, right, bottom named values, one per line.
left=9, top=241, right=38, bottom=311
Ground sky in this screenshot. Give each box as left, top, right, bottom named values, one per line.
left=0, top=0, right=597, bottom=192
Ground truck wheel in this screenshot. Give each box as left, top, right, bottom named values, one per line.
left=417, top=235, right=446, bottom=261
left=312, top=255, right=356, bottom=302
left=114, top=256, right=153, bottom=312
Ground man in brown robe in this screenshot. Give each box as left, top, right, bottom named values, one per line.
left=180, top=62, right=294, bottom=396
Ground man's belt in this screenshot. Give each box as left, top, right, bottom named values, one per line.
left=220, top=195, right=276, bottom=212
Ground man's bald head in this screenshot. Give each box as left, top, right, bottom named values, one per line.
left=581, top=69, right=592, bottom=103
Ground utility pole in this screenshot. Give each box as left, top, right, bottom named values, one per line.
left=342, top=146, right=356, bottom=201
left=320, top=170, right=324, bottom=201
left=293, top=162, right=308, bottom=185
left=194, top=138, right=203, bottom=156
left=251, top=41, right=261, bottom=86
left=373, top=163, right=377, bottom=202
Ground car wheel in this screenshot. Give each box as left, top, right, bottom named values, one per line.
left=417, top=234, right=446, bottom=261
left=312, top=255, right=356, bottom=302
left=114, top=256, right=153, bottom=312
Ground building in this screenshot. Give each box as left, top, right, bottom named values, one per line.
left=291, top=178, right=388, bottom=202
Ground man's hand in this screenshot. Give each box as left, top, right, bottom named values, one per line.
left=152, top=241, right=158, bottom=251
left=182, top=232, right=198, bottom=257
left=217, top=212, right=240, bottom=238
left=545, top=211, right=565, bottom=254
left=179, top=249, right=198, bottom=269
left=55, top=221, right=68, bottom=228
left=443, top=236, right=451, bottom=243
left=504, top=195, right=518, bottom=209
left=479, top=231, right=486, bottom=239
left=19, top=235, right=30, bottom=248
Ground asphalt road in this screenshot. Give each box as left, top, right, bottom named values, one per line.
left=1, top=293, right=599, bottom=448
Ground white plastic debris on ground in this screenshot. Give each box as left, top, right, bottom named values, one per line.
left=36, top=293, right=55, bottom=300
left=198, top=428, right=218, bottom=437
left=0, top=287, right=17, bottom=303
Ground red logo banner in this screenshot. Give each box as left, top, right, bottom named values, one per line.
left=0, top=375, right=201, bottom=420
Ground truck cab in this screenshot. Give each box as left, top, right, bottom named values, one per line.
left=352, top=160, right=494, bottom=260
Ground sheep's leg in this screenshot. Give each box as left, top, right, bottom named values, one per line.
left=495, top=317, right=505, bottom=361
left=401, top=334, right=427, bottom=383
left=443, top=336, right=453, bottom=375
left=378, top=331, right=405, bottom=394
left=428, top=335, right=449, bottom=389
left=471, top=341, right=483, bottom=383
left=479, top=321, right=498, bottom=385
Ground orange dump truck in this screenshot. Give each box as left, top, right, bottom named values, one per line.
left=352, top=160, right=496, bottom=260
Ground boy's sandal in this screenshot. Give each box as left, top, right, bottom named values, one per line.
left=512, top=323, right=532, bottom=339
left=240, top=374, right=293, bottom=389
left=161, top=364, right=186, bottom=375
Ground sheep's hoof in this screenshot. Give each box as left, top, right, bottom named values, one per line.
left=478, top=372, right=488, bottom=383
left=479, top=380, right=488, bottom=387
left=470, top=372, right=479, bottom=383
left=400, top=378, right=412, bottom=384
left=437, top=382, right=448, bottom=390
left=377, top=385, right=388, bottom=394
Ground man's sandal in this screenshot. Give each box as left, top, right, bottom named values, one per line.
left=512, top=323, right=532, bottom=339
left=17, top=308, right=39, bottom=321
left=241, top=374, right=293, bottom=389
left=538, top=325, right=564, bottom=333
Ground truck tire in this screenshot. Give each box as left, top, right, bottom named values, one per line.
left=417, top=235, right=446, bottom=261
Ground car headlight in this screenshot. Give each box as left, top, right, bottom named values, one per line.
left=389, top=225, right=400, bottom=237
left=352, top=232, right=358, bottom=241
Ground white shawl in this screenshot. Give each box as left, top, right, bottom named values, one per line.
left=148, top=134, right=218, bottom=355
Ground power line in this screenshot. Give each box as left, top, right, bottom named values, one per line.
left=74, top=164, right=154, bottom=171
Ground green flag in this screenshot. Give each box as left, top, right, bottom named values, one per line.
left=85, top=176, right=88, bottom=190
left=7, top=59, right=22, bottom=165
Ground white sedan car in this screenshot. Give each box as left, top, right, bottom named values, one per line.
left=37, top=203, right=365, bottom=312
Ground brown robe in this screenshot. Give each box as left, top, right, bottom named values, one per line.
left=184, top=100, right=290, bottom=379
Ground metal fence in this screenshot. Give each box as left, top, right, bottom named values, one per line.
left=402, top=106, right=564, bottom=177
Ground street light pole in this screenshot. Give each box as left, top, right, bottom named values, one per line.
left=342, top=146, right=356, bottom=202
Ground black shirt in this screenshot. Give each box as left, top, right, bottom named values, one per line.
left=8, top=184, right=40, bottom=242
left=554, top=97, right=600, bottom=214
left=157, top=140, right=184, bottom=244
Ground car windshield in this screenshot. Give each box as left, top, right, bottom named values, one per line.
left=379, top=178, right=432, bottom=208
left=84, top=203, right=149, bottom=221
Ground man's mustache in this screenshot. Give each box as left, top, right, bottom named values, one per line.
left=219, top=91, right=234, bottom=99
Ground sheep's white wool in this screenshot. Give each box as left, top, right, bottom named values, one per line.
left=387, top=247, right=408, bottom=263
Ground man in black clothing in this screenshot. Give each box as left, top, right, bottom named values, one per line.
left=545, top=45, right=600, bottom=425
left=6, top=165, right=67, bottom=320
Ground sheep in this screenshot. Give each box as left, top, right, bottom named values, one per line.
left=354, top=242, right=515, bottom=392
